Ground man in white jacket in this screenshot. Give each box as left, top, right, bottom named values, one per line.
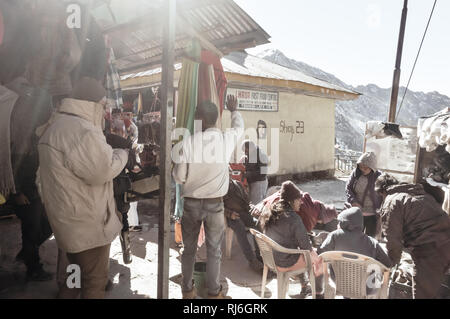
left=37, top=77, right=129, bottom=299
left=172, top=96, right=244, bottom=299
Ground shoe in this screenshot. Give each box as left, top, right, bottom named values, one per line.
left=249, top=258, right=264, bottom=273
left=208, top=286, right=231, bottom=299
left=182, top=287, right=197, bottom=299
left=26, top=267, right=53, bottom=282
left=315, top=293, right=324, bottom=299
left=299, top=285, right=312, bottom=298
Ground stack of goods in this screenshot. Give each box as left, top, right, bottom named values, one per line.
left=418, top=108, right=450, bottom=153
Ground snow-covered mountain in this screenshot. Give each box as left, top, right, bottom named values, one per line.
left=257, top=49, right=450, bottom=151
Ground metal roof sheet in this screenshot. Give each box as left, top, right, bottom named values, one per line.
left=88, top=0, right=270, bottom=73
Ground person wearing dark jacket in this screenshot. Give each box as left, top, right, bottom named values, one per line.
left=318, top=207, right=392, bottom=267
left=8, top=80, right=53, bottom=281
left=375, top=173, right=450, bottom=299
left=259, top=181, right=322, bottom=297
left=224, top=178, right=263, bottom=273
left=241, top=140, right=268, bottom=205
left=346, top=152, right=382, bottom=237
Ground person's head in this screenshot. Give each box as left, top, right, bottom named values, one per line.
left=337, top=207, right=363, bottom=232
left=357, top=152, right=377, bottom=176
left=195, top=100, right=218, bottom=131
left=259, top=181, right=303, bottom=231
left=70, top=76, right=106, bottom=104
left=257, top=120, right=267, bottom=139
left=374, top=173, right=400, bottom=199
left=280, top=181, right=303, bottom=211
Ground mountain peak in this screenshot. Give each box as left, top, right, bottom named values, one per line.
left=255, top=48, right=449, bottom=151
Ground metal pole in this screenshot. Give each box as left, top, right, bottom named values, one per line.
left=388, top=0, right=408, bottom=123
left=158, top=0, right=176, bottom=299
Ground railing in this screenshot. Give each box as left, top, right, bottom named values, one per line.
left=334, top=155, right=359, bottom=172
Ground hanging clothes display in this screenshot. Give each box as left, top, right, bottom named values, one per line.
left=201, top=50, right=228, bottom=116
left=105, top=47, right=124, bottom=109
left=198, top=63, right=221, bottom=128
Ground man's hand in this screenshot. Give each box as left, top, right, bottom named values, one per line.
left=14, top=193, right=30, bottom=206
left=352, top=202, right=362, bottom=209
left=226, top=95, right=238, bottom=112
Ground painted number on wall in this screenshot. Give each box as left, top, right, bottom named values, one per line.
left=280, top=120, right=305, bottom=142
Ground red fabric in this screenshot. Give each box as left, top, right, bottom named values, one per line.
left=197, top=62, right=212, bottom=104
left=263, top=191, right=322, bottom=232
left=0, top=8, right=4, bottom=46
left=201, top=50, right=227, bottom=115
left=229, top=163, right=248, bottom=188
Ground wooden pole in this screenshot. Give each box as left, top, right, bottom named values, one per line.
left=158, top=0, right=176, bottom=299
left=388, top=0, right=408, bottom=123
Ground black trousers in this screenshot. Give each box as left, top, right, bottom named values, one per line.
left=363, top=215, right=377, bottom=237
left=13, top=198, right=52, bottom=272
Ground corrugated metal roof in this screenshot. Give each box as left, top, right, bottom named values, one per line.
left=121, top=52, right=358, bottom=96
left=90, top=0, right=270, bottom=73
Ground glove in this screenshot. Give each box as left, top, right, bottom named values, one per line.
left=105, top=133, right=133, bottom=150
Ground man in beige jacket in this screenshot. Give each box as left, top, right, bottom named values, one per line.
left=37, top=77, right=129, bottom=299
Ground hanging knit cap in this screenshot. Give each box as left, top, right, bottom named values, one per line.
left=280, top=181, right=302, bottom=202
left=70, top=76, right=106, bottom=103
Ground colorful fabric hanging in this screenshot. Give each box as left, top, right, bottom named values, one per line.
left=198, top=63, right=221, bottom=128
left=174, top=58, right=199, bottom=220
left=105, top=47, right=124, bottom=109
left=201, top=50, right=228, bottom=116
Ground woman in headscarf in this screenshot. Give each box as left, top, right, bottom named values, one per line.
left=259, top=181, right=323, bottom=297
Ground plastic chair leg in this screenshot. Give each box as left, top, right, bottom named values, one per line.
left=277, top=272, right=287, bottom=299
left=309, top=269, right=316, bottom=299
left=261, top=265, right=268, bottom=298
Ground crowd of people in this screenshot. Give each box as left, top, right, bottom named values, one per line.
left=2, top=75, right=449, bottom=299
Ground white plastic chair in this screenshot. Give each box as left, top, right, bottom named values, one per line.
left=319, top=251, right=391, bottom=299
left=250, top=229, right=315, bottom=299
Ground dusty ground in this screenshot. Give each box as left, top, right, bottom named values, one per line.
left=0, top=177, right=348, bottom=299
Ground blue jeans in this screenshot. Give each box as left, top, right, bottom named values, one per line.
left=181, top=197, right=225, bottom=296
left=226, top=217, right=261, bottom=263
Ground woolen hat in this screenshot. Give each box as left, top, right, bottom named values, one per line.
left=280, top=181, right=302, bottom=202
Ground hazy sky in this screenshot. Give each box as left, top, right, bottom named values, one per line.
left=234, top=0, right=450, bottom=97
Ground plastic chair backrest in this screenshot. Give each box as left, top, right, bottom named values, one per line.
left=250, top=229, right=277, bottom=271
left=319, top=251, right=390, bottom=299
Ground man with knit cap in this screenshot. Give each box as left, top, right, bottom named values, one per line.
left=37, top=77, right=129, bottom=299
